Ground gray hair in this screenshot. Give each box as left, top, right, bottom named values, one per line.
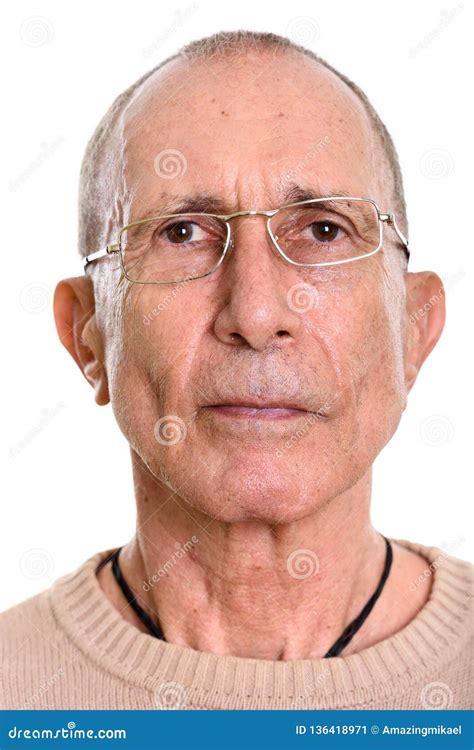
left=78, top=30, right=408, bottom=260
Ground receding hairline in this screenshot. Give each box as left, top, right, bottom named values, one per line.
left=78, top=30, right=408, bottom=260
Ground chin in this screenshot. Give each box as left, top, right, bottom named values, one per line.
left=186, top=487, right=316, bottom=525
left=162, top=453, right=324, bottom=525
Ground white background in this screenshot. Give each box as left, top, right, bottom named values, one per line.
left=1, top=0, right=472, bottom=611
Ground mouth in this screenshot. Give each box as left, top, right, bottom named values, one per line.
left=204, top=401, right=312, bottom=420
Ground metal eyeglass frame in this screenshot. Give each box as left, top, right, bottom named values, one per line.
left=82, top=196, right=410, bottom=285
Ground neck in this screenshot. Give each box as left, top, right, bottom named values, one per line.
left=109, top=453, right=393, bottom=661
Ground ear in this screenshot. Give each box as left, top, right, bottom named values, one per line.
left=53, top=276, right=110, bottom=406
left=404, top=271, right=446, bottom=393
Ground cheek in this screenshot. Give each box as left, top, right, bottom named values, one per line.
left=116, top=281, right=197, bottom=367
left=345, top=286, right=406, bottom=448
left=105, top=284, right=206, bottom=448
left=103, top=289, right=171, bottom=445
left=309, top=267, right=406, bottom=447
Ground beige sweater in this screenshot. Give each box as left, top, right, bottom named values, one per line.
left=1, top=539, right=472, bottom=710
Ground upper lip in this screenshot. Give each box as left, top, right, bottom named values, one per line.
left=206, top=398, right=310, bottom=411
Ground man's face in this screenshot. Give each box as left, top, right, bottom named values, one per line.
left=98, top=51, right=409, bottom=523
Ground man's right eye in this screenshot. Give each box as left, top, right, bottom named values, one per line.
left=163, top=221, right=201, bottom=244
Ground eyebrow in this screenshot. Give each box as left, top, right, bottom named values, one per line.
left=280, top=183, right=352, bottom=205
left=136, top=183, right=354, bottom=219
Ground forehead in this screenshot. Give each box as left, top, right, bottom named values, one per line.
left=120, top=51, right=384, bottom=214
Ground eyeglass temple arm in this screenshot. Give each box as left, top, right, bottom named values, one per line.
left=379, top=213, right=410, bottom=260
left=82, top=243, right=120, bottom=268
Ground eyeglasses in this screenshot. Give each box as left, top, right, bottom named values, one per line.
left=82, top=196, right=409, bottom=285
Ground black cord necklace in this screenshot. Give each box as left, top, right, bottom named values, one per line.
left=109, top=535, right=392, bottom=658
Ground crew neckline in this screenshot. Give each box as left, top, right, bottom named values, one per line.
left=49, top=538, right=471, bottom=710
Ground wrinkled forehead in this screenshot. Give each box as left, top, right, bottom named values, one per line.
left=119, top=53, right=386, bottom=218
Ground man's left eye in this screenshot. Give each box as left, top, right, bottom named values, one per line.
left=308, top=221, right=343, bottom=242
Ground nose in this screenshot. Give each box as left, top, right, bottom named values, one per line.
left=213, top=217, right=305, bottom=352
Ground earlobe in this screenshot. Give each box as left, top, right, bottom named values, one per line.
left=53, top=277, right=110, bottom=406
left=404, top=272, right=446, bottom=392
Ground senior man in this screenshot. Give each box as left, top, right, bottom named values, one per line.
left=1, top=31, right=471, bottom=711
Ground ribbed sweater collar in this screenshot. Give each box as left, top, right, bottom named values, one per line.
left=49, top=539, right=471, bottom=710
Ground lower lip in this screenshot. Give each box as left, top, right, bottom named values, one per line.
left=206, top=406, right=309, bottom=420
